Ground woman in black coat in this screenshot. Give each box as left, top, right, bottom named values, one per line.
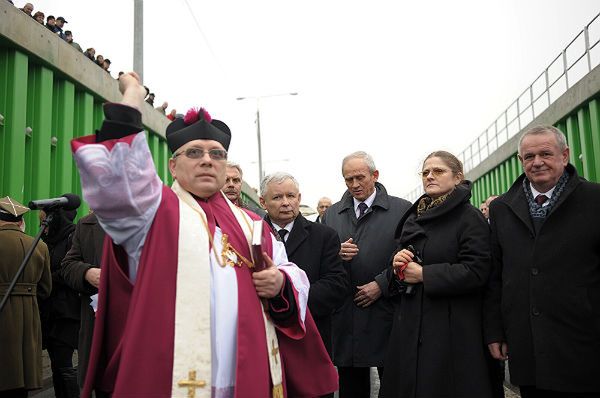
left=380, top=151, right=494, bottom=398
left=39, top=206, right=81, bottom=398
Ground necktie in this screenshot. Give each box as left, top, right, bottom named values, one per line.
left=535, top=194, right=548, bottom=206
left=278, top=229, right=288, bottom=242
left=358, top=202, right=368, bottom=217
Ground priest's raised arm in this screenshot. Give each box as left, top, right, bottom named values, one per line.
left=71, top=72, right=338, bottom=398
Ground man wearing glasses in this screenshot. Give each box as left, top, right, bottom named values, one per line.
left=73, top=72, right=337, bottom=398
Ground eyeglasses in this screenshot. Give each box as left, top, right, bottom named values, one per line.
left=173, top=147, right=228, bottom=161
left=419, top=168, right=450, bottom=178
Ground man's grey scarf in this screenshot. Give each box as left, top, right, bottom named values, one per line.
left=523, top=170, right=569, bottom=219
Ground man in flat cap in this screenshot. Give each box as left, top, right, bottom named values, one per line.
left=0, top=197, right=52, bottom=398
left=74, top=72, right=337, bottom=398
left=55, top=16, right=67, bottom=39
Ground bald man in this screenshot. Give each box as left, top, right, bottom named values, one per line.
left=315, top=197, right=332, bottom=223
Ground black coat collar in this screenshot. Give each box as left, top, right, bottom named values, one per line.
left=396, top=181, right=472, bottom=244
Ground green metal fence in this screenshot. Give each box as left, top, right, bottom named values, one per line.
left=0, top=45, right=173, bottom=235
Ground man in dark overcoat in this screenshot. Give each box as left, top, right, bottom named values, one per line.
left=0, top=197, right=52, bottom=397
left=322, top=151, right=411, bottom=398
left=59, top=212, right=105, bottom=388
left=260, top=172, right=349, bottom=360
left=485, top=125, right=600, bottom=398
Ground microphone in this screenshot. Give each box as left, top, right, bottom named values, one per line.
left=28, top=194, right=81, bottom=211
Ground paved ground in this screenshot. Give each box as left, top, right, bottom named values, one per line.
left=32, top=365, right=521, bottom=397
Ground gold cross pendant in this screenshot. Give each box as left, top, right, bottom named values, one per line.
left=178, top=370, right=206, bottom=398
left=221, top=234, right=238, bottom=267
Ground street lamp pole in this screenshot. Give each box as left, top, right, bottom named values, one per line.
left=255, top=103, right=263, bottom=181
left=236, top=92, right=298, bottom=185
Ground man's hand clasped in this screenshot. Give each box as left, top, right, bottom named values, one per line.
left=354, top=281, right=382, bottom=308
left=340, top=237, right=359, bottom=261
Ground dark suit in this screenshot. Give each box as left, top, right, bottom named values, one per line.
left=59, top=213, right=105, bottom=386
left=484, top=164, right=600, bottom=394
left=266, top=214, right=348, bottom=355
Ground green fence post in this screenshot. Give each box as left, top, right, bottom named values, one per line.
left=588, top=99, right=600, bottom=182
left=1, top=50, right=28, bottom=201
left=565, top=115, right=583, bottom=174
left=24, top=65, right=53, bottom=233
left=576, top=107, right=596, bottom=181
left=73, top=91, right=94, bottom=217
left=53, top=80, right=75, bottom=197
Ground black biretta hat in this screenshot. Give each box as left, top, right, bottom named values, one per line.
left=165, top=107, right=231, bottom=153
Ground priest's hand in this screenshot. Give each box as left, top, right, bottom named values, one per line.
left=252, top=252, right=285, bottom=298
left=118, top=72, right=146, bottom=111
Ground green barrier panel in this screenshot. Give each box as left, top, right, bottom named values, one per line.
left=52, top=80, right=75, bottom=198
left=23, top=64, right=53, bottom=230
left=565, top=116, right=583, bottom=172
left=0, top=49, right=28, bottom=201
left=588, top=99, right=600, bottom=180
left=576, top=107, right=595, bottom=181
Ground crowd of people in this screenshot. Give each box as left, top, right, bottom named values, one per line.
left=13, top=1, right=112, bottom=75
left=0, top=70, right=599, bottom=398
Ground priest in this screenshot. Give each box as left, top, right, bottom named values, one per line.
left=74, top=72, right=337, bottom=398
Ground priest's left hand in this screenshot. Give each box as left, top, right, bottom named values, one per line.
left=252, top=252, right=285, bottom=298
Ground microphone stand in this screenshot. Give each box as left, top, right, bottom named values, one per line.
left=0, top=213, right=53, bottom=313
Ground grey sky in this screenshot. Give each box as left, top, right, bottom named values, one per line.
left=31, top=0, right=600, bottom=207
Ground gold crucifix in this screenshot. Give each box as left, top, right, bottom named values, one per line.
left=271, top=338, right=279, bottom=365
left=178, top=370, right=206, bottom=398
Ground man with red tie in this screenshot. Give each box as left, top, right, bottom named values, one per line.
left=484, top=125, right=600, bottom=397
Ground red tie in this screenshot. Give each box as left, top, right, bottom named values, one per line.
left=535, top=195, right=548, bottom=206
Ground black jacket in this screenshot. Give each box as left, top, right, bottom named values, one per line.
left=39, top=208, right=80, bottom=348
left=484, top=164, right=600, bottom=392
left=380, top=182, right=493, bottom=398
left=60, top=213, right=105, bottom=386
left=323, top=182, right=411, bottom=366
left=266, top=214, right=348, bottom=354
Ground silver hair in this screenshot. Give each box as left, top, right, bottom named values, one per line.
left=342, top=151, right=377, bottom=174
left=260, top=172, right=300, bottom=197
left=518, top=125, right=568, bottom=155
left=226, top=162, right=243, bottom=178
